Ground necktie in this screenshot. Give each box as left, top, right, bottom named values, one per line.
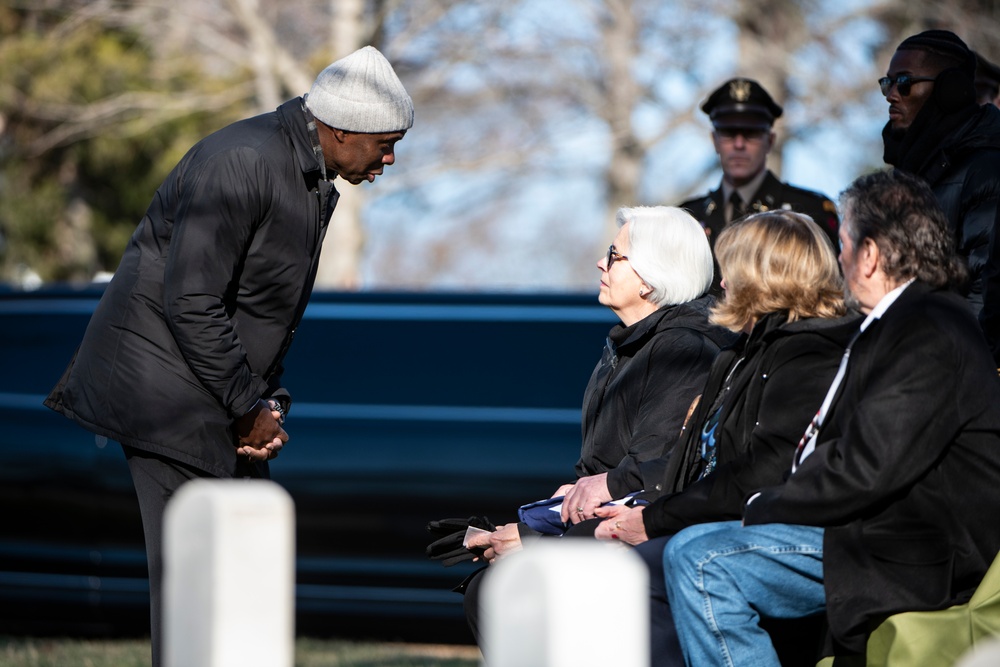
left=729, top=192, right=748, bottom=222
left=792, top=329, right=862, bottom=472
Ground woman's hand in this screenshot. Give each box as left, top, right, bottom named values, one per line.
left=550, top=483, right=575, bottom=499
left=465, top=526, right=495, bottom=554
left=478, top=524, right=523, bottom=564
left=594, top=505, right=649, bottom=545
left=560, top=472, right=612, bottom=523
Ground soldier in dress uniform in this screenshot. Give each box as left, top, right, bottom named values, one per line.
left=678, top=78, right=840, bottom=294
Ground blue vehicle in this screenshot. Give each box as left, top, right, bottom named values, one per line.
left=0, top=286, right=616, bottom=642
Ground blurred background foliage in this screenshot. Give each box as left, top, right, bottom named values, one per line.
left=1, top=0, right=999, bottom=290
left=0, top=3, right=248, bottom=282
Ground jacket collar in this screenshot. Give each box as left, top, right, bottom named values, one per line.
left=712, top=170, right=783, bottom=213
left=608, top=304, right=670, bottom=351
left=609, top=294, right=722, bottom=353
left=276, top=97, right=328, bottom=183
left=721, top=169, right=769, bottom=207
left=752, top=309, right=865, bottom=349
left=873, top=279, right=945, bottom=318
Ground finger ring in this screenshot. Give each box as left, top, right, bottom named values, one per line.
left=576, top=506, right=585, bottom=512
left=615, top=521, right=621, bottom=530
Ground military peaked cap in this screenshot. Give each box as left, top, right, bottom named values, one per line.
left=701, top=78, right=783, bottom=129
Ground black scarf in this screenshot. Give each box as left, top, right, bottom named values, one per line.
left=882, top=77, right=978, bottom=177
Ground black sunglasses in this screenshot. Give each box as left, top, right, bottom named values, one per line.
left=606, top=244, right=628, bottom=269
left=878, top=74, right=935, bottom=97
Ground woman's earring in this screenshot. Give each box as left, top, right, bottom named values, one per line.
left=639, top=288, right=646, bottom=297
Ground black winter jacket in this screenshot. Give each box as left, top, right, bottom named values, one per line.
left=743, top=283, right=1000, bottom=653
left=885, top=100, right=1000, bottom=363
left=574, top=295, right=737, bottom=499
left=641, top=310, right=861, bottom=537
left=45, top=98, right=338, bottom=477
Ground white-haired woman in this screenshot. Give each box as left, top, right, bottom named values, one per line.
left=557, top=205, right=734, bottom=524
left=459, top=206, right=736, bottom=652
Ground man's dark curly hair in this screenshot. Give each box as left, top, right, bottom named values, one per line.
left=839, top=169, right=968, bottom=289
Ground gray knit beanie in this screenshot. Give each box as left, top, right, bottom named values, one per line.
left=305, top=46, right=414, bottom=133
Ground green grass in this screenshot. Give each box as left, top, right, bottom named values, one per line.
left=0, top=637, right=481, bottom=667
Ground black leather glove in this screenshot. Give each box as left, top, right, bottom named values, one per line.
left=425, top=516, right=495, bottom=566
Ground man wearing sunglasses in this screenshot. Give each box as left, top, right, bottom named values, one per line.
left=881, top=29, right=1000, bottom=367
left=678, top=78, right=840, bottom=295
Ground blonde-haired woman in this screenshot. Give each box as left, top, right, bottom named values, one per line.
left=594, top=210, right=861, bottom=667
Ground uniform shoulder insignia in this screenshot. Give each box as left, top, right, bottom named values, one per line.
left=772, top=181, right=840, bottom=231
left=784, top=183, right=828, bottom=203
left=677, top=194, right=713, bottom=218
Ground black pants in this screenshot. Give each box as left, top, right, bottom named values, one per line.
left=460, top=566, right=490, bottom=655
left=123, top=446, right=265, bottom=667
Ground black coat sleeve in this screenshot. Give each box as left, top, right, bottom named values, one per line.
left=743, top=313, right=967, bottom=527
left=163, top=148, right=273, bottom=419
left=605, top=329, right=717, bottom=498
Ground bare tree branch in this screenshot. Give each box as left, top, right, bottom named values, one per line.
left=19, top=85, right=255, bottom=156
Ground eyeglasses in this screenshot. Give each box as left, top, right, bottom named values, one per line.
left=606, top=245, right=629, bottom=269
left=714, top=128, right=769, bottom=143
left=878, top=74, right=936, bottom=97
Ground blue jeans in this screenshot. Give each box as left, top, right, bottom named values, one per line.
left=663, top=521, right=826, bottom=667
